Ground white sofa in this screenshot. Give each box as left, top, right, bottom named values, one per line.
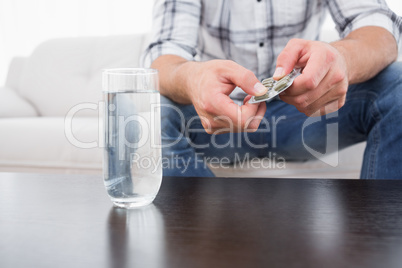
left=0, top=33, right=367, bottom=178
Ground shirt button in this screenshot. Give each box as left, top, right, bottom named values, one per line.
left=257, top=0, right=262, bottom=2
left=259, top=42, right=264, bottom=47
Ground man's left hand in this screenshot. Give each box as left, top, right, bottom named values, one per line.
left=274, top=39, right=349, bottom=117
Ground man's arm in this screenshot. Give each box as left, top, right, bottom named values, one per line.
left=332, top=26, right=398, bottom=84
left=274, top=26, right=398, bottom=117
left=151, top=55, right=268, bottom=133
left=146, top=0, right=268, bottom=134
left=151, top=55, right=194, bottom=105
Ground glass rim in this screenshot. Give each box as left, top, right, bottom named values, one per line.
left=102, top=68, right=158, bottom=75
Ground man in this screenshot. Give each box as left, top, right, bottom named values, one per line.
left=142, top=0, right=402, bottom=179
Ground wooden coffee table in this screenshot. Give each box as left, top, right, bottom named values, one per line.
left=1, top=172, right=402, bottom=268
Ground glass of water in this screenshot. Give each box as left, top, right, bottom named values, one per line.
left=102, top=68, right=162, bottom=208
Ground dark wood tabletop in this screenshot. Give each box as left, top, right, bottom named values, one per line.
left=1, top=173, right=402, bottom=268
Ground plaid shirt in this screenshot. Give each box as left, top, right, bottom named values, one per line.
left=142, top=0, right=402, bottom=99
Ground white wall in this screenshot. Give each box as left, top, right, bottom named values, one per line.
left=387, top=0, right=402, bottom=15
left=0, top=0, right=153, bottom=85
left=0, top=0, right=401, bottom=86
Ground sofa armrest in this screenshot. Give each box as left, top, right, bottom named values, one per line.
left=0, top=87, right=38, bottom=118
left=5, top=57, right=28, bottom=92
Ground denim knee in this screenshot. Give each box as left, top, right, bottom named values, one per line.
left=372, top=62, right=402, bottom=116
left=355, top=62, right=402, bottom=179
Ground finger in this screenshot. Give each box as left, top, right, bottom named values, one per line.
left=243, top=95, right=266, bottom=131
left=280, top=51, right=344, bottom=109
left=302, top=65, right=348, bottom=114
left=243, top=95, right=253, bottom=104
left=240, top=98, right=267, bottom=130
left=292, top=81, right=346, bottom=117
left=210, top=94, right=255, bottom=130
left=200, top=92, right=258, bottom=131
left=222, top=61, right=267, bottom=96
left=280, top=75, right=332, bottom=109
left=203, top=96, right=266, bottom=132
left=202, top=112, right=259, bottom=134
left=213, top=93, right=265, bottom=130
left=308, top=88, right=347, bottom=117
left=285, top=52, right=331, bottom=97
left=245, top=101, right=267, bottom=131
left=200, top=116, right=237, bottom=134
left=274, top=39, right=307, bottom=80
left=280, top=81, right=335, bottom=116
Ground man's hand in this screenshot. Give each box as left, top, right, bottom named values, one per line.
left=187, top=60, right=267, bottom=133
left=274, top=26, right=398, bottom=117
left=274, top=39, right=349, bottom=117
left=152, top=56, right=267, bottom=134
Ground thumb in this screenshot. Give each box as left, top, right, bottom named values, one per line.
left=273, top=39, right=306, bottom=80
left=225, top=62, right=267, bottom=97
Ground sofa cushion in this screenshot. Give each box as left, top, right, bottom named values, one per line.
left=18, top=34, right=147, bottom=117
left=0, top=87, right=38, bottom=117
left=0, top=117, right=102, bottom=171
left=5, top=57, right=27, bottom=91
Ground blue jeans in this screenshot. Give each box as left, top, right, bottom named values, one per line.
left=161, top=62, right=402, bottom=179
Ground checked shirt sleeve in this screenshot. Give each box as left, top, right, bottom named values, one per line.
left=326, top=0, right=402, bottom=56
left=141, top=0, right=201, bottom=67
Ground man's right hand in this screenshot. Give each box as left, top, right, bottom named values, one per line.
left=152, top=56, right=267, bottom=134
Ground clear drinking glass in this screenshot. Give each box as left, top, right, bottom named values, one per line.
left=102, top=68, right=162, bottom=208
